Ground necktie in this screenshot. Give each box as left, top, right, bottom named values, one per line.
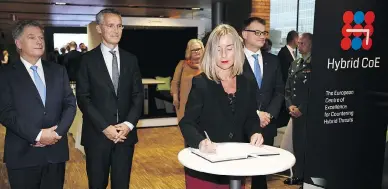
left=109, top=50, right=119, bottom=93
left=252, top=54, right=262, bottom=88
left=30, top=65, right=46, bottom=105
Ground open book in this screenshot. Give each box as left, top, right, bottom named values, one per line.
left=190, top=143, right=280, bottom=163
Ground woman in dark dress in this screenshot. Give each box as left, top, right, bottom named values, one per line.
left=179, top=24, right=264, bottom=189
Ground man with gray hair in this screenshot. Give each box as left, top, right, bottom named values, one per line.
left=0, top=20, right=76, bottom=189
left=77, top=8, right=143, bottom=189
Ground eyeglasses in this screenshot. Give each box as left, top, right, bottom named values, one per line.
left=191, top=48, right=202, bottom=53
left=244, top=30, right=269, bottom=37
left=103, top=24, right=124, bottom=30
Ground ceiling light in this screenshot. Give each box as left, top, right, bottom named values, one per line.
left=55, top=2, right=67, bottom=5
left=192, top=8, right=201, bottom=10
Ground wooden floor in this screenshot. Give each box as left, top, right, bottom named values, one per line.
left=0, top=126, right=299, bottom=189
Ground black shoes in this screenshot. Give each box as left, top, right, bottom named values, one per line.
left=284, top=177, right=303, bottom=185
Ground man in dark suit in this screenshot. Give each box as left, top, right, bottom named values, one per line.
left=278, top=30, right=300, bottom=185
left=241, top=17, right=285, bottom=189
left=58, top=47, right=66, bottom=66
left=63, top=41, right=82, bottom=82
left=76, top=8, right=143, bottom=189
left=0, top=20, right=76, bottom=189
left=278, top=30, right=298, bottom=84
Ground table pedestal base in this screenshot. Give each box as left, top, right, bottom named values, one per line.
left=230, top=176, right=242, bottom=189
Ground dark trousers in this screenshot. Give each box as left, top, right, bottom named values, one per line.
left=250, top=136, right=275, bottom=189
left=85, top=143, right=135, bottom=189
left=7, top=162, right=65, bottom=189
left=292, top=115, right=306, bottom=179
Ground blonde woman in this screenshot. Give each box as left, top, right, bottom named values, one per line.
left=171, top=39, right=204, bottom=121
left=179, top=24, right=264, bottom=189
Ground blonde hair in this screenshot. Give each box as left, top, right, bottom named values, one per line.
left=201, top=24, right=245, bottom=83
left=185, top=39, right=204, bottom=60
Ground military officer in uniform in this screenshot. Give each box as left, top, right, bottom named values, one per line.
left=284, top=33, right=313, bottom=189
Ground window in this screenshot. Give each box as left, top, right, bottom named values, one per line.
left=270, top=0, right=316, bottom=55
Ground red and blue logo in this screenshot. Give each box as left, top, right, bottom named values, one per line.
left=341, top=11, right=375, bottom=51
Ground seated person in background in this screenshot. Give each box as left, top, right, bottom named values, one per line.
left=179, top=24, right=264, bottom=189
left=170, top=39, right=204, bottom=122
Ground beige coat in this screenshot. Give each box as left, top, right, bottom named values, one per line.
left=170, top=60, right=201, bottom=121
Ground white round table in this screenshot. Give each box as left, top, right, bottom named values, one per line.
left=178, top=143, right=295, bottom=189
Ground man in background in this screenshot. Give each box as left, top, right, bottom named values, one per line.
left=58, top=47, right=66, bottom=66
left=284, top=33, right=313, bottom=189
left=278, top=30, right=300, bottom=185
left=278, top=30, right=298, bottom=83
left=79, top=42, right=88, bottom=53
left=262, top=38, right=273, bottom=53
left=63, top=41, right=82, bottom=82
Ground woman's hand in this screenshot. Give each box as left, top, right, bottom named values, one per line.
left=199, top=139, right=217, bottom=153
left=250, top=133, right=264, bottom=146
left=173, top=94, right=180, bottom=109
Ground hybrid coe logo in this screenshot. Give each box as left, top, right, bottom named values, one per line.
left=328, top=10, right=380, bottom=71
left=341, top=11, right=375, bottom=50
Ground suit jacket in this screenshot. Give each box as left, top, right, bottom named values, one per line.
left=243, top=51, right=284, bottom=137
left=76, top=45, right=143, bottom=147
left=179, top=73, right=261, bottom=148
left=63, top=50, right=83, bottom=82
left=277, top=45, right=295, bottom=83
left=0, top=59, right=76, bottom=169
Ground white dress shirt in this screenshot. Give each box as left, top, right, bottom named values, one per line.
left=101, top=42, right=121, bottom=80
left=286, top=45, right=296, bottom=60
left=100, top=43, right=134, bottom=131
left=21, top=57, right=46, bottom=87
left=20, top=57, right=47, bottom=142
left=244, top=48, right=264, bottom=77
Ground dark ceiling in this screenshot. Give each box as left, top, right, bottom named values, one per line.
left=0, top=0, right=213, bottom=31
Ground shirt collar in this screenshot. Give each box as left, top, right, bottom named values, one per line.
left=244, top=47, right=262, bottom=58
left=20, top=56, right=43, bottom=70
left=100, top=42, right=119, bottom=54
left=286, top=45, right=295, bottom=52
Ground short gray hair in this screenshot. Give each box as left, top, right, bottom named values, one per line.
left=96, top=8, right=122, bottom=25
left=12, top=20, right=43, bottom=40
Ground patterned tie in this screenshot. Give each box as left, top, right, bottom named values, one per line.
left=30, top=65, right=46, bottom=105
left=109, top=50, right=119, bottom=93
left=252, top=54, right=262, bottom=88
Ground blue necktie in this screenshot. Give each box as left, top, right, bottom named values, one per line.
left=30, top=65, right=46, bottom=105
left=252, top=54, right=262, bottom=88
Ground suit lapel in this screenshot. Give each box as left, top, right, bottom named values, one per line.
left=260, top=52, right=270, bottom=91
left=95, top=46, right=116, bottom=96
left=13, top=60, right=44, bottom=107
left=118, top=48, right=128, bottom=97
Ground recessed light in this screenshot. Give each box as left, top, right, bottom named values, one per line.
left=192, top=8, right=201, bottom=10
left=55, top=2, right=67, bottom=5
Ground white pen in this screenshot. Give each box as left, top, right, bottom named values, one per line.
left=204, top=131, right=211, bottom=141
